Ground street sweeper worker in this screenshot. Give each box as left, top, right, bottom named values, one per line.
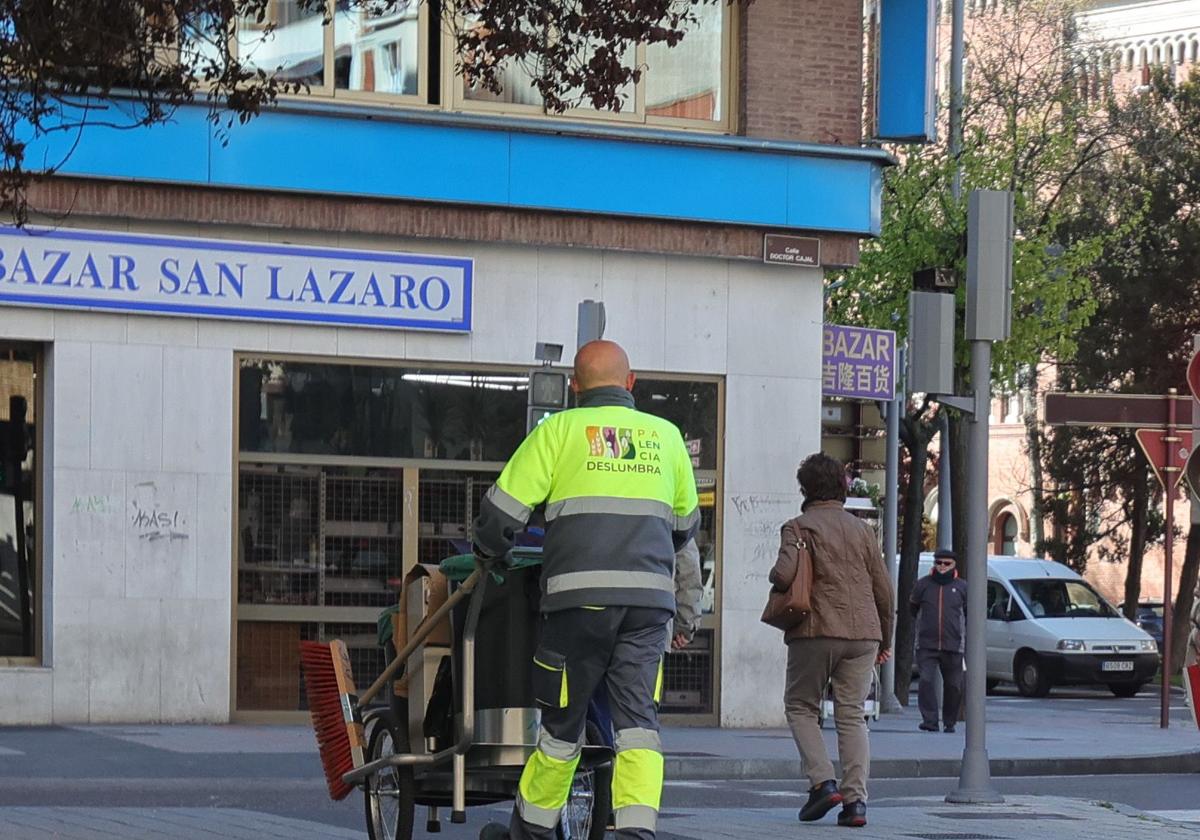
left=472, top=339, right=700, bottom=840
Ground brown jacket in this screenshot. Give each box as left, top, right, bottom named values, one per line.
left=769, top=500, right=894, bottom=648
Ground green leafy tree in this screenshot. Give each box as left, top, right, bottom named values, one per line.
left=829, top=0, right=1131, bottom=701
left=1043, top=69, right=1200, bottom=669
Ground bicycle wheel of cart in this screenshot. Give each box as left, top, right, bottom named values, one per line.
left=558, top=724, right=613, bottom=840
left=364, top=707, right=416, bottom=840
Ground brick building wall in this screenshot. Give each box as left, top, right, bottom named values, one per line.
left=740, top=0, right=865, bottom=145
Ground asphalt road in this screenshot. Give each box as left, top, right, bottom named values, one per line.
left=0, top=686, right=1194, bottom=838
left=1, top=773, right=1197, bottom=837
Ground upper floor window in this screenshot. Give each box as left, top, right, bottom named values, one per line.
left=228, top=1, right=733, bottom=129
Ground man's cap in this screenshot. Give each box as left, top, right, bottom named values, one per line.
left=933, top=549, right=958, bottom=561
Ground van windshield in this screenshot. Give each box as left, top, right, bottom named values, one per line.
left=1012, top=579, right=1116, bottom=619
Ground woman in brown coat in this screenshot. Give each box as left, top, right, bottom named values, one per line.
left=770, top=453, right=894, bottom=828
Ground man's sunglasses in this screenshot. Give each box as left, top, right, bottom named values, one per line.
left=934, top=559, right=955, bottom=567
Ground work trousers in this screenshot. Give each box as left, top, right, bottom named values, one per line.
left=783, top=637, right=879, bottom=803
left=917, top=648, right=964, bottom=728
left=511, top=606, right=669, bottom=840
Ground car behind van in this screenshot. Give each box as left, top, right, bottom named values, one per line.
left=917, top=554, right=1159, bottom=697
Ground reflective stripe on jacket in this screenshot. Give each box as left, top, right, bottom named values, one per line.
left=473, top=386, right=700, bottom=612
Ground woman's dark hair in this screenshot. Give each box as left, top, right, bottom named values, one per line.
left=796, top=452, right=847, bottom=503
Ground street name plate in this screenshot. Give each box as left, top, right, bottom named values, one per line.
left=1044, top=392, right=1194, bottom=429
left=763, top=234, right=821, bottom=268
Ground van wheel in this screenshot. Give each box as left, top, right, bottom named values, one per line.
left=1014, top=654, right=1051, bottom=697
left=1108, top=682, right=1143, bottom=698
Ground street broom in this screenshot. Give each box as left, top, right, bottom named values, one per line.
left=300, top=566, right=483, bottom=800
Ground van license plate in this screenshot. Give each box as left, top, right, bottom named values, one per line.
left=1102, top=660, right=1134, bottom=672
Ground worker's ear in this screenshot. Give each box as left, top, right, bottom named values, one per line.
left=625, top=372, right=637, bottom=391
left=569, top=375, right=581, bottom=395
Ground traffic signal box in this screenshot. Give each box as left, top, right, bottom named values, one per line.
left=526, top=368, right=570, bottom=435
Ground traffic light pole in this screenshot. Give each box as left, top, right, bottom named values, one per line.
left=1162, top=389, right=1178, bottom=729
left=945, top=337, right=1002, bottom=803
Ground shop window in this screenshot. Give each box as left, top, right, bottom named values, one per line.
left=448, top=5, right=733, bottom=128
left=646, top=3, right=724, bottom=121
left=334, top=1, right=421, bottom=96
left=237, top=0, right=327, bottom=87
left=239, top=359, right=528, bottom=462
left=234, top=357, right=724, bottom=720
left=0, top=344, right=39, bottom=663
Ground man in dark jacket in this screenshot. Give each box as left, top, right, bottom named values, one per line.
left=910, top=549, right=968, bottom=733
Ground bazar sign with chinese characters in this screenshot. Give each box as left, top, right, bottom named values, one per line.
left=821, top=324, right=896, bottom=401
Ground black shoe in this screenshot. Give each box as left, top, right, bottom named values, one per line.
left=478, top=824, right=509, bottom=840
left=919, top=721, right=939, bottom=732
left=799, top=780, right=843, bottom=822
left=944, top=724, right=956, bottom=733
left=837, top=801, right=867, bottom=828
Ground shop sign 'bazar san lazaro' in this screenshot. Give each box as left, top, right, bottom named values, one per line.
left=0, top=227, right=474, bottom=332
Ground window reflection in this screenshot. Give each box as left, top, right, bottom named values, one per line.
left=335, top=1, right=419, bottom=95
left=240, top=361, right=720, bottom=471
left=0, top=346, right=37, bottom=658
left=237, top=0, right=325, bottom=86
left=239, top=360, right=528, bottom=461
left=645, top=4, right=723, bottom=121
left=633, top=379, right=719, bottom=470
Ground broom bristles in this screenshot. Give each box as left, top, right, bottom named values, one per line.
left=300, top=640, right=364, bottom=801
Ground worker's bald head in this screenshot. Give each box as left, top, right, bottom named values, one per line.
left=572, top=340, right=636, bottom=394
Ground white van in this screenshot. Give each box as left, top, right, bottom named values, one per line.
left=917, top=554, right=1160, bottom=697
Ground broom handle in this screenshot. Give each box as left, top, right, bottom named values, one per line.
left=359, top=566, right=484, bottom=706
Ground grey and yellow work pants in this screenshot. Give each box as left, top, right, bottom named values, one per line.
left=510, top=606, right=669, bottom=840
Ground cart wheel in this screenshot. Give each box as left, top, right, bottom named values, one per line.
left=364, top=707, right=416, bottom=840
left=558, top=725, right=613, bottom=840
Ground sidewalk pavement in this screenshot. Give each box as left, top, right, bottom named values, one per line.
left=663, top=690, right=1200, bottom=779
left=0, top=690, right=1193, bottom=787
left=654, top=796, right=1200, bottom=840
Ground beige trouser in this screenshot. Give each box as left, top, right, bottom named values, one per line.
left=784, top=637, right=879, bottom=803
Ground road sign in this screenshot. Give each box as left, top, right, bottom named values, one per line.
left=1044, top=392, right=1193, bottom=428
left=1135, top=428, right=1192, bottom=490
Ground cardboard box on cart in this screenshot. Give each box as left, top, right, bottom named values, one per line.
left=392, top=563, right=452, bottom=701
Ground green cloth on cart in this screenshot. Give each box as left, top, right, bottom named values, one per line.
left=377, top=604, right=399, bottom=649
left=438, top=549, right=543, bottom=583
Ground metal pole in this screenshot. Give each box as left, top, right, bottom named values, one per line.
left=880, top=346, right=904, bottom=713
left=947, top=339, right=1002, bottom=804
left=1162, top=389, right=1177, bottom=730
left=949, top=0, right=965, bottom=200
left=937, top=411, right=953, bottom=550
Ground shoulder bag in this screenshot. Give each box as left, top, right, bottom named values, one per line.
left=761, top=522, right=813, bottom=631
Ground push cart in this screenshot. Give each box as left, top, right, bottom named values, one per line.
left=345, top=549, right=612, bottom=840
left=818, top=667, right=882, bottom=729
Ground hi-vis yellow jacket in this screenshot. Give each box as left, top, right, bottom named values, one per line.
left=473, top=386, right=700, bottom=612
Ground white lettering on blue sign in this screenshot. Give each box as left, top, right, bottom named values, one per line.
left=0, top=227, right=473, bottom=332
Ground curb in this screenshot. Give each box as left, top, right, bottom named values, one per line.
left=665, top=750, right=1200, bottom=781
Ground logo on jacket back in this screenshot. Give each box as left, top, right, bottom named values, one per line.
left=584, top=426, right=662, bottom=474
